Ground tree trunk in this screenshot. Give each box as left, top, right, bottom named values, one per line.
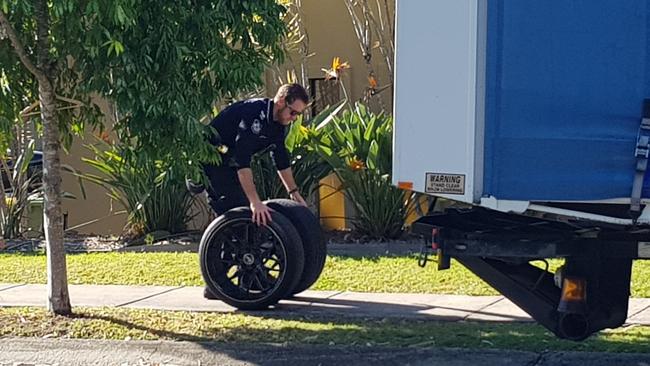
left=39, top=79, right=70, bottom=315
left=0, top=159, right=6, bottom=243
left=0, top=2, right=71, bottom=314
left=34, top=0, right=71, bottom=315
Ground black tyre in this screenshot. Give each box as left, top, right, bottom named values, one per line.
left=265, top=199, right=327, bottom=295
left=199, top=207, right=305, bottom=310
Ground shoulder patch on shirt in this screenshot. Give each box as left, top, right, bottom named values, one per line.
left=251, top=119, right=262, bottom=135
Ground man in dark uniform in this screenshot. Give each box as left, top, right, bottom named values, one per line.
left=195, top=84, right=309, bottom=299
left=202, top=83, right=308, bottom=225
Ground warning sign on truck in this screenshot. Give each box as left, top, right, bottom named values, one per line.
left=425, top=173, right=465, bottom=195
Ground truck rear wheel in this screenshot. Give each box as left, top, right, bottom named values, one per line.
left=199, top=207, right=305, bottom=310
left=265, top=199, right=327, bottom=295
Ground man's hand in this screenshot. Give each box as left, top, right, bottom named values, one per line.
left=278, top=168, right=309, bottom=206
left=290, top=191, right=307, bottom=206
left=237, top=168, right=271, bottom=225
left=250, top=200, right=272, bottom=226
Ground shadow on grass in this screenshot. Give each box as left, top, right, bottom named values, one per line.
left=69, top=309, right=650, bottom=356
left=72, top=311, right=212, bottom=342
left=256, top=294, right=530, bottom=322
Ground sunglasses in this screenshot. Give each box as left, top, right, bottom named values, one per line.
left=286, top=104, right=303, bottom=117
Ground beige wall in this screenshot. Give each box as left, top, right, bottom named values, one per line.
left=270, top=0, right=394, bottom=112
left=305, top=0, right=393, bottom=110
left=61, top=137, right=128, bottom=236
left=60, top=98, right=127, bottom=236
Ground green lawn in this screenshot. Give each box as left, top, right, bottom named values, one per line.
left=0, top=307, right=649, bottom=353
left=2, top=252, right=650, bottom=352
left=2, top=252, right=650, bottom=297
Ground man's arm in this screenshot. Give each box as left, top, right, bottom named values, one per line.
left=278, top=167, right=307, bottom=206
left=238, top=168, right=273, bottom=226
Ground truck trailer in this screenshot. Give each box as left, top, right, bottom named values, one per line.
left=393, top=0, right=650, bottom=340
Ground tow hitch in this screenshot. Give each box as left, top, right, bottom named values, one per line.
left=417, top=228, right=450, bottom=270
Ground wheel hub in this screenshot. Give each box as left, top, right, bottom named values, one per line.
left=242, top=253, right=255, bottom=266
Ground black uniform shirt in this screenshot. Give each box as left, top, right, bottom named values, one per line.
left=208, top=98, right=290, bottom=170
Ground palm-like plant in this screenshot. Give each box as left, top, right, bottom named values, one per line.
left=1, top=140, right=41, bottom=239
left=82, top=141, right=196, bottom=237
left=316, top=103, right=416, bottom=239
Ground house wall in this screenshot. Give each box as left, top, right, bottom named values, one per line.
left=60, top=98, right=127, bottom=236
left=309, top=0, right=392, bottom=108
left=272, top=0, right=394, bottom=112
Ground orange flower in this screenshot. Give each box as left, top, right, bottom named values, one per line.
left=347, top=158, right=366, bottom=171
left=368, top=75, right=377, bottom=89
left=332, top=57, right=349, bottom=72
left=98, top=130, right=111, bottom=143
left=322, top=57, right=350, bottom=80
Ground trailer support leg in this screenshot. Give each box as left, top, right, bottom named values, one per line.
left=456, top=257, right=561, bottom=334
left=457, top=256, right=633, bottom=340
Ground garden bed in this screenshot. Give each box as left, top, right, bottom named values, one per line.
left=1, top=228, right=424, bottom=255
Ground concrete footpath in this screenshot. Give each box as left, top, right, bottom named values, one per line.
left=2, top=283, right=650, bottom=324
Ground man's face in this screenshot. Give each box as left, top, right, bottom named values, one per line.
left=277, top=98, right=307, bottom=125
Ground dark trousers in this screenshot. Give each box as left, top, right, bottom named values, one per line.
left=204, top=164, right=248, bottom=215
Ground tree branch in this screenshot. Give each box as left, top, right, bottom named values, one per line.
left=0, top=9, right=47, bottom=82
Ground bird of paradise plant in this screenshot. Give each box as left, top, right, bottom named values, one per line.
left=314, top=103, right=417, bottom=239
left=322, top=57, right=351, bottom=101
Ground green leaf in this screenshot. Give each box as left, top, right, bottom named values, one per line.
left=314, top=99, right=347, bottom=130
left=364, top=116, right=377, bottom=141
left=367, top=140, right=379, bottom=170
left=285, top=119, right=301, bottom=152
left=115, top=40, right=124, bottom=55
left=115, top=4, right=126, bottom=24
left=12, top=140, right=34, bottom=181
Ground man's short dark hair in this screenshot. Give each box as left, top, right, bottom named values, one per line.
left=276, top=83, right=309, bottom=105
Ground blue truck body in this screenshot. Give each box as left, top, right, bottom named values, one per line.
left=484, top=0, right=650, bottom=201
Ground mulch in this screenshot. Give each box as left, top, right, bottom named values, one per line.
left=1, top=229, right=421, bottom=254
left=3, top=234, right=125, bottom=253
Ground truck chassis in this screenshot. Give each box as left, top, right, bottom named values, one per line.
left=412, top=208, right=648, bottom=340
